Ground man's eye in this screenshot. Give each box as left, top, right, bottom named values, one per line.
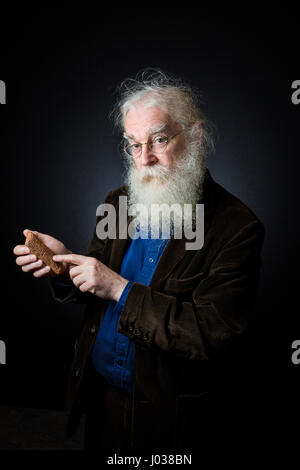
left=131, top=143, right=140, bottom=149
left=153, top=135, right=168, bottom=144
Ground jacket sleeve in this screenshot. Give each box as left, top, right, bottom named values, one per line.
left=117, top=220, right=264, bottom=362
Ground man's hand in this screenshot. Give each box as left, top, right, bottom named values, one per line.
left=13, top=229, right=72, bottom=278
left=53, top=254, right=129, bottom=302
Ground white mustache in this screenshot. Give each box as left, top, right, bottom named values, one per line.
left=136, top=164, right=171, bottom=183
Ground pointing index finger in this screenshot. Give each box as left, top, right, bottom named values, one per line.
left=52, top=253, right=86, bottom=265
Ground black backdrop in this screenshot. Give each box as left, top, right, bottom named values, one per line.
left=0, top=6, right=299, bottom=459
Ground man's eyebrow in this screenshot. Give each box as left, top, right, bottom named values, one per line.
left=123, top=122, right=168, bottom=141
left=147, top=123, right=168, bottom=135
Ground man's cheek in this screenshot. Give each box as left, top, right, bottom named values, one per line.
left=134, top=160, right=142, bottom=170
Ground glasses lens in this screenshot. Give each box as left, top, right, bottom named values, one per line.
left=150, top=136, right=168, bottom=154
left=125, top=143, right=141, bottom=158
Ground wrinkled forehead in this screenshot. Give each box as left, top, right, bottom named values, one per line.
left=123, top=104, right=178, bottom=141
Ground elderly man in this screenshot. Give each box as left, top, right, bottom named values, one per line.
left=13, top=70, right=264, bottom=453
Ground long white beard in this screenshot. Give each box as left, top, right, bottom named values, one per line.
left=124, top=144, right=206, bottom=237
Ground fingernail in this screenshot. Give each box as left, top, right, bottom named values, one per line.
left=24, top=247, right=30, bottom=253
left=53, top=255, right=58, bottom=261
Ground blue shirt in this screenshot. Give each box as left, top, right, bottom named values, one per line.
left=91, top=228, right=169, bottom=393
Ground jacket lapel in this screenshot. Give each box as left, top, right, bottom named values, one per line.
left=149, top=237, right=188, bottom=289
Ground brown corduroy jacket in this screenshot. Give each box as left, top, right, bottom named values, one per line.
left=50, top=170, right=264, bottom=451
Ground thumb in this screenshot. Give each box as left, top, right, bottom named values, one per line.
left=23, top=229, right=49, bottom=243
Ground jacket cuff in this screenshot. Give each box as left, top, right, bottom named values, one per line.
left=117, top=282, right=150, bottom=342
left=48, top=276, right=79, bottom=304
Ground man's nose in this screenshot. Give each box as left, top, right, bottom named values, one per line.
left=140, top=143, right=158, bottom=166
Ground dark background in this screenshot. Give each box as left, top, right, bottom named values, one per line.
left=0, top=6, right=299, bottom=456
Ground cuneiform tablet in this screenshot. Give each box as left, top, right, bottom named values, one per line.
left=25, top=231, right=64, bottom=275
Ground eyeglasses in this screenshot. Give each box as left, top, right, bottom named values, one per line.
left=123, top=131, right=182, bottom=159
